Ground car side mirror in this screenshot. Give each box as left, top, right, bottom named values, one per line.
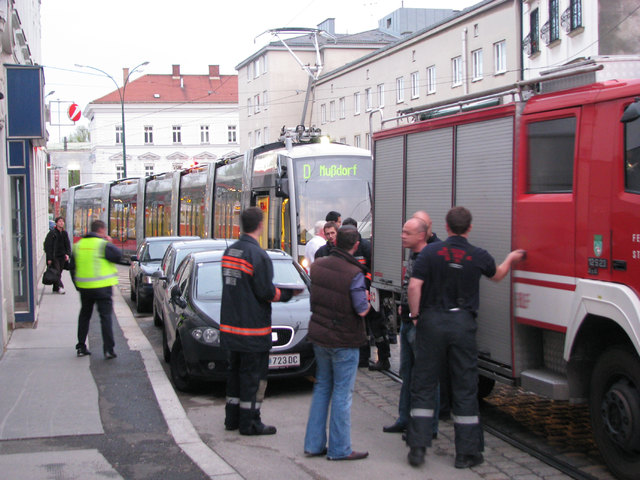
left=170, top=285, right=187, bottom=309
left=130, top=255, right=138, bottom=262
left=151, top=271, right=162, bottom=278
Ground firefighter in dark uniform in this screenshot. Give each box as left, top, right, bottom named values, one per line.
left=406, top=206, right=524, bottom=468
left=220, top=207, right=294, bottom=436
left=342, top=217, right=391, bottom=370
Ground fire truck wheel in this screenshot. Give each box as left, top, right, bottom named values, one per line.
left=477, top=375, right=495, bottom=399
left=589, top=347, right=640, bottom=480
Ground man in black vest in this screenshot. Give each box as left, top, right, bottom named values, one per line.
left=406, top=206, right=524, bottom=469
left=303, top=226, right=370, bottom=461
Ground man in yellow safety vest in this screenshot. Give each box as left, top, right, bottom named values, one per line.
left=72, top=220, right=122, bottom=358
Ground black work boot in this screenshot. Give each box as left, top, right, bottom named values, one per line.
left=369, top=340, right=391, bottom=370
left=239, top=408, right=277, bottom=436
left=408, top=446, right=426, bottom=466
left=224, top=403, right=240, bottom=431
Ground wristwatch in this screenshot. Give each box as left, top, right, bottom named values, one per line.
left=409, top=312, right=420, bottom=320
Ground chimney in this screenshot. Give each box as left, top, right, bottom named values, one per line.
left=317, top=18, right=335, bottom=35
left=208, top=65, right=220, bottom=79
left=123, top=67, right=129, bottom=85
left=172, top=64, right=180, bottom=79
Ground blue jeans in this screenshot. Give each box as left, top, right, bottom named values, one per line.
left=304, top=345, right=359, bottom=459
left=400, top=321, right=439, bottom=434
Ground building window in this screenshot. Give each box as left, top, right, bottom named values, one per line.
left=172, top=126, right=182, bottom=144
left=366, top=133, right=371, bottom=150
left=452, top=56, right=463, bottom=87
left=253, top=58, right=260, bottom=78
left=115, top=125, right=122, bottom=144
left=172, top=162, right=182, bottom=171
left=410, top=72, right=420, bottom=99
left=339, top=97, right=346, bottom=119
left=396, top=77, right=404, bottom=103
left=330, top=100, right=336, bottom=121
left=248, top=131, right=253, bottom=148
left=549, top=0, right=559, bottom=43
left=354, top=92, right=361, bottom=115
left=339, top=137, right=347, bottom=144
left=263, top=126, right=269, bottom=143
left=494, top=41, right=507, bottom=74
left=365, top=88, right=373, bottom=111
left=530, top=9, right=540, bottom=54
left=262, top=54, right=268, bottom=74
left=145, top=165, right=154, bottom=176
left=201, top=125, right=210, bottom=144
left=254, top=94, right=260, bottom=114
left=377, top=83, right=385, bottom=108
left=144, top=126, right=153, bottom=144
left=426, top=66, right=436, bottom=94
left=228, top=125, right=237, bottom=143
left=255, top=129, right=261, bottom=146
left=247, top=98, right=252, bottom=116
left=570, top=0, right=582, bottom=30
left=527, top=117, right=576, bottom=193
left=116, top=165, right=124, bottom=179
left=472, top=49, right=483, bottom=81
left=263, top=90, right=268, bottom=110
left=473, top=23, right=479, bottom=37
left=321, top=103, right=327, bottom=124
left=354, top=134, right=361, bottom=148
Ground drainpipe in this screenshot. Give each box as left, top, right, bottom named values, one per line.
left=462, top=27, right=469, bottom=95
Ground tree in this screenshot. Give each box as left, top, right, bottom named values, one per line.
left=68, top=125, right=90, bottom=142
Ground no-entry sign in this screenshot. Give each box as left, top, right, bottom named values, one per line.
left=68, top=103, right=81, bottom=122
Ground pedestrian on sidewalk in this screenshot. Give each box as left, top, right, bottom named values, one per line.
left=220, top=207, right=294, bottom=436
left=43, top=216, right=71, bottom=294
left=71, top=219, right=121, bottom=359
left=406, top=206, right=525, bottom=469
left=303, top=225, right=370, bottom=461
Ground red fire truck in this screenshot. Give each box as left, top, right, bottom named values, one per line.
left=370, top=59, right=640, bottom=479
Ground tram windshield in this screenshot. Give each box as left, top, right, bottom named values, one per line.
left=292, top=155, right=372, bottom=244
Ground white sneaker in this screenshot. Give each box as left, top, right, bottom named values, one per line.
left=58, top=288, right=66, bottom=295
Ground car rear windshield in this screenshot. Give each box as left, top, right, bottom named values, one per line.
left=144, top=241, right=173, bottom=261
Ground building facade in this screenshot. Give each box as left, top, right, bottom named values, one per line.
left=84, top=65, right=239, bottom=183
left=313, top=0, right=520, bottom=147
left=1, top=0, right=49, bottom=351
left=522, top=0, right=640, bottom=79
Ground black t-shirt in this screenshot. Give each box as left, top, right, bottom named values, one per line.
left=412, top=235, right=496, bottom=314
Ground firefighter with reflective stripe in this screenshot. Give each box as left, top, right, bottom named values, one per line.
left=71, top=220, right=122, bottom=359
left=406, top=207, right=524, bottom=469
left=220, top=206, right=294, bottom=436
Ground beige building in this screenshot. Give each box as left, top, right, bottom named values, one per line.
left=313, top=0, right=520, bottom=148
left=235, top=18, right=399, bottom=151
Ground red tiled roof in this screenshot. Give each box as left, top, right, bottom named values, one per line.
left=91, top=72, right=237, bottom=104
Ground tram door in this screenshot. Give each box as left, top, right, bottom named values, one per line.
left=254, top=193, right=291, bottom=253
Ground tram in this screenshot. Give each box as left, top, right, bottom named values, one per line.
left=60, top=127, right=373, bottom=264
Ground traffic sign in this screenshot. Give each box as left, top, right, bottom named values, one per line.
left=68, top=103, right=81, bottom=122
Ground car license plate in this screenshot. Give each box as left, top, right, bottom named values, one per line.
left=269, top=353, right=300, bottom=369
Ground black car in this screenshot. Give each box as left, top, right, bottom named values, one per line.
left=164, top=249, right=314, bottom=391
left=152, top=238, right=233, bottom=327
left=129, top=236, right=198, bottom=313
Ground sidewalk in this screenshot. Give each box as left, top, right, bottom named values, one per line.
left=0, top=270, right=238, bottom=480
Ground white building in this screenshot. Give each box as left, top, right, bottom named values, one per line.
left=522, top=0, right=640, bottom=79
left=84, top=65, right=239, bottom=183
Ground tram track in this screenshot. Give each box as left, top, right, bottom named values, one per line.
left=380, top=369, right=613, bottom=480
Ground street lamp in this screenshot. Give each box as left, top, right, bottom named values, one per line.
left=75, top=61, right=149, bottom=178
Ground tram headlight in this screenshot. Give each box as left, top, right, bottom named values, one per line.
left=300, top=257, right=309, bottom=270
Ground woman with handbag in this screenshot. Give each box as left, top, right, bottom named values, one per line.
left=43, top=216, right=71, bottom=294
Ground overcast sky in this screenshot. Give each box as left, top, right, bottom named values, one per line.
left=41, top=0, right=478, bottom=141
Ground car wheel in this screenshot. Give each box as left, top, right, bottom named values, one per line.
left=135, top=284, right=147, bottom=313
left=162, top=324, right=171, bottom=363
left=153, top=301, right=163, bottom=327
left=170, top=337, right=195, bottom=392
left=130, top=279, right=136, bottom=301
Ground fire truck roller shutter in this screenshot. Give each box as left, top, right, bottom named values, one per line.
left=454, top=115, right=515, bottom=368
left=372, top=136, right=404, bottom=288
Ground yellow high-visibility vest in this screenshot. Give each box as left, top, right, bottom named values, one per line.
left=73, top=237, right=118, bottom=289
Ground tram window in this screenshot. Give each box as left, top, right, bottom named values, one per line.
left=625, top=117, right=640, bottom=194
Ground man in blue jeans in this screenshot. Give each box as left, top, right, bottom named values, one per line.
left=384, top=213, right=440, bottom=436
left=303, top=226, right=370, bottom=461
